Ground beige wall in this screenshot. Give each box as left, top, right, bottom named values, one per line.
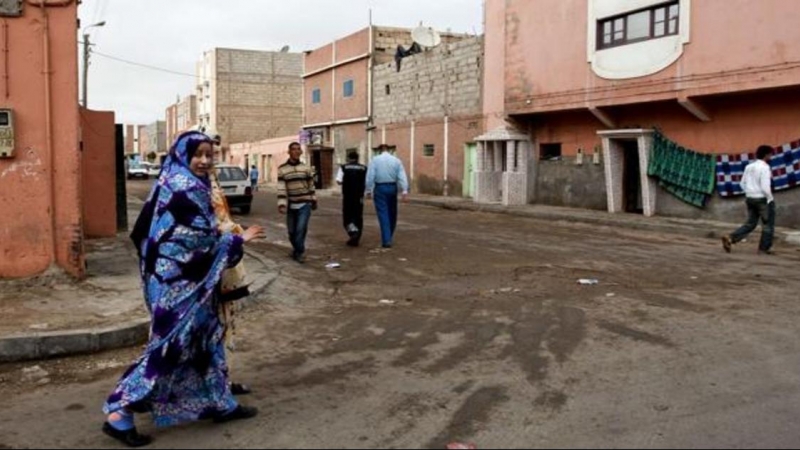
left=0, top=1, right=83, bottom=278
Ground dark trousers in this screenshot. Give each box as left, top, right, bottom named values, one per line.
left=343, top=196, right=364, bottom=245
left=731, top=198, right=775, bottom=251
left=373, top=184, right=398, bottom=247
left=286, top=204, right=312, bottom=256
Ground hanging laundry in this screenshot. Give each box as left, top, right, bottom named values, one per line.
left=716, top=139, right=800, bottom=197
left=647, top=131, right=716, bottom=208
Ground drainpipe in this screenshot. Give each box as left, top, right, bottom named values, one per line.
left=410, top=120, right=415, bottom=191
left=29, top=0, right=76, bottom=271
left=443, top=115, right=450, bottom=196
left=367, top=20, right=374, bottom=164
left=38, top=0, right=57, bottom=265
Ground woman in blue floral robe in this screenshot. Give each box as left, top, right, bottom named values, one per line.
left=101, top=131, right=264, bottom=447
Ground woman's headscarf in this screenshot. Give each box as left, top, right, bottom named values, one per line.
left=130, top=131, right=213, bottom=255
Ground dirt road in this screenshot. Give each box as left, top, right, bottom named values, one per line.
left=1, top=182, right=799, bottom=448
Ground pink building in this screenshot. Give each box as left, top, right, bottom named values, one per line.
left=165, top=94, right=197, bottom=146
left=0, top=0, right=118, bottom=279
left=482, top=0, right=800, bottom=226
left=304, top=26, right=474, bottom=190
left=229, top=136, right=299, bottom=186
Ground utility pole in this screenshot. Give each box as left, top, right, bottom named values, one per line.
left=81, top=21, right=106, bottom=108
left=82, top=33, right=89, bottom=107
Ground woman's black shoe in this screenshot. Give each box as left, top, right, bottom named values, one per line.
left=102, top=422, right=153, bottom=448
left=231, top=382, right=252, bottom=396
left=213, top=405, right=259, bottom=424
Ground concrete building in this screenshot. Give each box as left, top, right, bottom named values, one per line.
left=165, top=94, right=197, bottom=146
left=303, top=26, right=474, bottom=190
left=0, top=0, right=118, bottom=279
left=373, top=35, right=483, bottom=197
left=482, top=0, right=800, bottom=225
left=124, top=124, right=136, bottom=155
left=196, top=48, right=303, bottom=159
left=138, top=121, right=166, bottom=161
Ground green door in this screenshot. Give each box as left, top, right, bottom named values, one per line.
left=463, top=143, right=477, bottom=198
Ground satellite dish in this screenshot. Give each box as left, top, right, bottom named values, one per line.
left=412, top=26, right=442, bottom=48
left=280, top=45, right=290, bottom=53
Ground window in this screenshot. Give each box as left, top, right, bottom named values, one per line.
left=217, top=167, right=247, bottom=182
left=540, top=143, right=562, bottom=161
left=312, top=88, right=321, bottom=104
left=598, top=1, right=679, bottom=50
left=343, top=79, right=355, bottom=98
left=385, top=84, right=391, bottom=96
left=423, top=144, right=435, bottom=157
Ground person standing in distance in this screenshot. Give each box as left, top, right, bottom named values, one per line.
left=365, top=144, right=408, bottom=249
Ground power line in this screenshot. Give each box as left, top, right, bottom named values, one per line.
left=91, top=50, right=199, bottom=79
left=89, top=49, right=299, bottom=88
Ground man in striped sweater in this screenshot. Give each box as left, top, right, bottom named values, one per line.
left=278, top=142, right=317, bottom=263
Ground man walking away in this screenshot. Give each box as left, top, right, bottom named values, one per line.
left=722, top=145, right=776, bottom=255
left=249, top=165, right=259, bottom=192
left=278, top=142, right=317, bottom=263
left=366, top=144, right=409, bottom=249
left=336, top=151, right=367, bottom=247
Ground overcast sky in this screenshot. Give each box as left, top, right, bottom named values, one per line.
left=78, top=0, right=484, bottom=125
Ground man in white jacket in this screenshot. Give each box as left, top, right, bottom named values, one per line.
left=722, top=145, right=776, bottom=255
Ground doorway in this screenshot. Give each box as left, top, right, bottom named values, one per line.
left=622, top=140, right=643, bottom=214
left=463, top=143, right=477, bottom=198
left=308, top=145, right=335, bottom=189
left=599, top=129, right=657, bottom=217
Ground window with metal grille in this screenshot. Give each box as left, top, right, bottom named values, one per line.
left=423, top=144, right=435, bottom=157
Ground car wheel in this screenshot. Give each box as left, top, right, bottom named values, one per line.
left=240, top=205, right=251, bottom=215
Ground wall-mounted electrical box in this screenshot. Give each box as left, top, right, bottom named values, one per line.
left=0, top=0, right=23, bottom=17
left=0, top=109, right=15, bottom=158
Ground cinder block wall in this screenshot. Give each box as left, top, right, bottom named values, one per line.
left=215, top=49, right=303, bottom=145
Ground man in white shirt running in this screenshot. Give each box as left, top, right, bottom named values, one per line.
left=722, top=145, right=776, bottom=255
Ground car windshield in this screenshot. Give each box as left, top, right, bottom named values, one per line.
left=217, top=167, right=247, bottom=182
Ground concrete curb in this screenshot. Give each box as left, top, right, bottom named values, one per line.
left=0, top=249, right=277, bottom=364
left=0, top=319, right=150, bottom=363
left=408, top=197, right=800, bottom=246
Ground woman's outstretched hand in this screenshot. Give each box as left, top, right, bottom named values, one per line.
left=242, top=226, right=265, bottom=243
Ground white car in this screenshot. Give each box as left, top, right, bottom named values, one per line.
left=127, top=162, right=149, bottom=180
left=215, top=164, right=253, bottom=214
left=145, top=162, right=161, bottom=178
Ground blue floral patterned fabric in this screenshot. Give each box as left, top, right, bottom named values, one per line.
left=104, top=131, right=244, bottom=427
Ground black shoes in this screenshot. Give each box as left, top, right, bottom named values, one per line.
left=231, top=383, right=252, bottom=396
left=722, top=236, right=732, bottom=253
left=102, top=423, right=153, bottom=448
left=213, top=405, right=259, bottom=424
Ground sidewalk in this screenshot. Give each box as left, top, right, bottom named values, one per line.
left=317, top=188, right=800, bottom=246
left=0, top=198, right=279, bottom=363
